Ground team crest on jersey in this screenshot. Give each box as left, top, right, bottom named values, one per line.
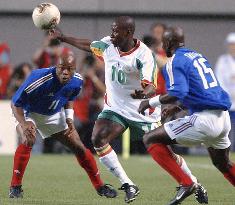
left=114, top=62, right=132, bottom=73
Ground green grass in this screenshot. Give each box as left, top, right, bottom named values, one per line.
left=0, top=154, right=235, bottom=205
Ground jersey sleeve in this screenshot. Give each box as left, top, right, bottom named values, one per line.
left=68, top=78, right=83, bottom=101
left=136, top=51, right=158, bottom=88
left=12, top=71, right=36, bottom=107
left=164, top=58, right=189, bottom=99
left=90, top=36, right=110, bottom=59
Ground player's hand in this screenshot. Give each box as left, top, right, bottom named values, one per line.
left=138, top=100, right=151, bottom=115
left=65, top=119, right=76, bottom=137
left=20, top=121, right=36, bottom=146
left=49, top=28, right=63, bottom=41
left=131, top=90, right=147, bottom=99
left=161, top=104, right=181, bottom=120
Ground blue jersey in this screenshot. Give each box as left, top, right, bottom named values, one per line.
left=12, top=67, right=83, bottom=115
left=162, top=47, right=231, bottom=113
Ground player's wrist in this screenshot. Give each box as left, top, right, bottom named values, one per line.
left=149, top=95, right=161, bottom=108
left=65, top=109, right=74, bottom=120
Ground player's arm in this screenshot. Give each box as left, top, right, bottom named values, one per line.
left=138, top=62, right=189, bottom=115
left=64, top=78, right=83, bottom=137
left=138, top=94, right=179, bottom=115
left=64, top=101, right=76, bottom=137
left=131, top=51, right=158, bottom=99
left=86, top=69, right=106, bottom=94
left=131, top=84, right=156, bottom=99
left=11, top=103, right=27, bottom=125
left=11, top=78, right=37, bottom=146
left=50, top=29, right=92, bottom=52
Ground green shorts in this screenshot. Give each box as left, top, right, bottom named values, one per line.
left=97, top=110, right=161, bottom=140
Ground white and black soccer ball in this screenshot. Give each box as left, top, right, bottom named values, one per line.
left=32, top=3, right=60, bottom=30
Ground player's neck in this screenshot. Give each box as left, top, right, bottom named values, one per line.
left=119, top=39, right=136, bottom=52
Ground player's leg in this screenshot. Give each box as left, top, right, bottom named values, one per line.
left=208, top=147, right=235, bottom=186
left=205, top=110, right=235, bottom=186
left=52, top=130, right=117, bottom=198
left=141, top=122, right=194, bottom=186
left=92, top=110, right=139, bottom=203
left=162, top=109, right=198, bottom=184
left=9, top=124, right=35, bottom=198
left=143, top=119, right=199, bottom=205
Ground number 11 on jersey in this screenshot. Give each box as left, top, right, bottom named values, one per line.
left=48, top=100, right=60, bottom=110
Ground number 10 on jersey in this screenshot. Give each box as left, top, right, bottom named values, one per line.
left=112, top=66, right=127, bottom=84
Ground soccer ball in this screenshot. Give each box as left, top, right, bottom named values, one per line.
left=32, top=3, right=60, bottom=30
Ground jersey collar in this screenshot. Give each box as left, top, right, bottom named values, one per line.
left=118, top=39, right=140, bottom=57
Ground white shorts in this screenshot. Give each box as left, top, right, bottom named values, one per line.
left=164, top=110, right=231, bottom=149
left=14, top=110, right=68, bottom=139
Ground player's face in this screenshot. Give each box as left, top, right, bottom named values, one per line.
left=56, top=62, right=76, bottom=84
left=110, top=22, right=127, bottom=47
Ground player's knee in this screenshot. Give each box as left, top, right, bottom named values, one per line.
left=92, top=127, right=109, bottom=147
left=24, top=137, right=36, bottom=147
left=212, top=159, right=230, bottom=173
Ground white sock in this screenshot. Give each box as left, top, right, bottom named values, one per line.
left=177, top=155, right=197, bottom=183
left=97, top=146, right=134, bottom=185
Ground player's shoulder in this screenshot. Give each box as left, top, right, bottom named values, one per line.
left=28, top=67, right=54, bottom=81
left=90, top=36, right=111, bottom=56
left=91, top=36, right=112, bottom=47
left=173, top=48, right=199, bottom=65
left=136, top=40, right=153, bottom=57
left=71, top=72, right=83, bottom=87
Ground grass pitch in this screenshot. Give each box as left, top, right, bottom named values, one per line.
left=0, top=154, right=235, bottom=205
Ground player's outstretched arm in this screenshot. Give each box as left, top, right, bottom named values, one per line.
left=138, top=94, right=178, bottom=115
left=50, top=29, right=92, bottom=52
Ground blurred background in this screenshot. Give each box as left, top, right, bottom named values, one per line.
left=1, top=0, right=235, bottom=156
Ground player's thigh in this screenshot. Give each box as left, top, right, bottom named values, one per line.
left=199, top=110, right=231, bottom=149
left=92, top=110, right=127, bottom=146
left=128, top=120, right=160, bottom=141
left=164, top=115, right=206, bottom=147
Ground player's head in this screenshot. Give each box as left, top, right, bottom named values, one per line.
left=110, top=16, right=135, bottom=47
left=162, top=26, right=185, bottom=57
left=56, top=51, right=76, bottom=84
